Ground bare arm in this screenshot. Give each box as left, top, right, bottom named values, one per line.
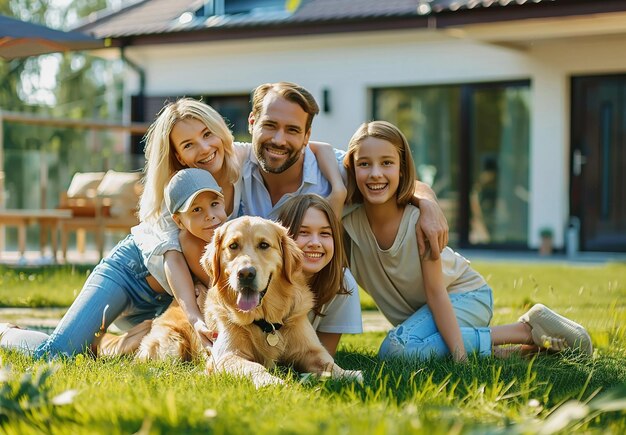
left=420, top=256, right=467, bottom=362
left=316, top=332, right=342, bottom=358
left=178, top=230, right=211, bottom=287
left=309, top=141, right=347, bottom=219
left=412, top=181, right=448, bottom=260
left=163, top=250, right=213, bottom=348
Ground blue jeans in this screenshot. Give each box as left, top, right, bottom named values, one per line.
left=378, top=286, right=493, bottom=360
left=33, top=235, right=172, bottom=359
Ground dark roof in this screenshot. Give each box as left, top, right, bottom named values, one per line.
left=76, top=0, right=626, bottom=44
left=78, top=0, right=201, bottom=38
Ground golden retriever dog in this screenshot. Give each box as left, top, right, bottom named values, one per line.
left=99, top=216, right=361, bottom=387
left=201, top=216, right=361, bottom=387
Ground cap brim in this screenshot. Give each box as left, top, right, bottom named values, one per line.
left=177, top=188, right=224, bottom=213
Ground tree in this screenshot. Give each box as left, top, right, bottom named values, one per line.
left=1, top=0, right=124, bottom=210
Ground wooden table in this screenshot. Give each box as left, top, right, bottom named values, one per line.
left=0, top=209, right=72, bottom=263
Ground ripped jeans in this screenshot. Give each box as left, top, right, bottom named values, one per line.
left=378, top=286, right=493, bottom=360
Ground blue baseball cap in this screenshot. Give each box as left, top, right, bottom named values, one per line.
left=165, top=168, right=223, bottom=215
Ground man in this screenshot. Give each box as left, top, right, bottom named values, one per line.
left=240, top=81, right=448, bottom=259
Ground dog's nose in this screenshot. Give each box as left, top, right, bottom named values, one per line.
left=237, top=266, right=256, bottom=286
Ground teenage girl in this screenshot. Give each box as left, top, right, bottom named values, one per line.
left=277, top=194, right=362, bottom=356
left=341, top=120, right=593, bottom=361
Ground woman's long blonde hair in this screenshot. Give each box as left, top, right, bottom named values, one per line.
left=139, top=98, right=238, bottom=223
left=277, top=194, right=349, bottom=316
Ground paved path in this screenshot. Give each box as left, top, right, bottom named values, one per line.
left=3, top=244, right=626, bottom=267
left=0, top=307, right=66, bottom=329
left=0, top=308, right=393, bottom=333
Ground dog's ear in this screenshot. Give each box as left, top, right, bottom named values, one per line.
left=201, top=225, right=223, bottom=286
left=280, top=226, right=303, bottom=284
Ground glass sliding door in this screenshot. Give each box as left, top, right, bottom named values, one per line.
left=372, top=81, right=530, bottom=249
left=373, top=86, right=462, bottom=245
left=467, top=83, right=530, bottom=247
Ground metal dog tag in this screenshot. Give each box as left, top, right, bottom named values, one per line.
left=266, top=332, right=279, bottom=346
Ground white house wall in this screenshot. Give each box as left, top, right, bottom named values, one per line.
left=528, top=36, right=626, bottom=248
left=121, top=29, right=626, bottom=249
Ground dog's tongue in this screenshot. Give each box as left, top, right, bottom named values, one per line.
left=237, top=289, right=260, bottom=312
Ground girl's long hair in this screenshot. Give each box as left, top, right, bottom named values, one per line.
left=277, top=194, right=348, bottom=316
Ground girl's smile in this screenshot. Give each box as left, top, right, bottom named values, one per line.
left=197, top=150, right=217, bottom=164
left=353, top=136, right=401, bottom=206
left=295, top=207, right=334, bottom=278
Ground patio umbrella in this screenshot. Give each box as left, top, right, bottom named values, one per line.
left=0, top=14, right=102, bottom=60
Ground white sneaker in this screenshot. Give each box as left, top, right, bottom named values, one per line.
left=519, top=304, right=593, bottom=355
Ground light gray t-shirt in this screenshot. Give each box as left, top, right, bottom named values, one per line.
left=343, top=204, right=486, bottom=326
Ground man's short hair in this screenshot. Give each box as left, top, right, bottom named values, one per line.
left=251, top=82, right=320, bottom=132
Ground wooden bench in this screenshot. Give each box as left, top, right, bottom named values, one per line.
left=0, top=209, right=72, bottom=262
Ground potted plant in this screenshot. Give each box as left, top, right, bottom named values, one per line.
left=539, top=227, right=554, bottom=256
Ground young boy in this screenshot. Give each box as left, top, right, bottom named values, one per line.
left=165, top=168, right=227, bottom=287
left=97, top=168, right=227, bottom=356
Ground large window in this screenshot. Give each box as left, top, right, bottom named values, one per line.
left=468, top=84, right=530, bottom=247
left=2, top=126, right=133, bottom=251
left=373, top=86, right=461, bottom=244
left=373, top=81, right=530, bottom=248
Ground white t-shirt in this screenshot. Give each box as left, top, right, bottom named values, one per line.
left=308, top=269, right=363, bottom=334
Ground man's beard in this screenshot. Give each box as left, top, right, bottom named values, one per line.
left=255, top=142, right=303, bottom=174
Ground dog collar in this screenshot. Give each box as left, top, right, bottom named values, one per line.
left=252, top=319, right=283, bottom=333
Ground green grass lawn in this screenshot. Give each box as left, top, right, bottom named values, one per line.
left=1, top=262, right=626, bottom=434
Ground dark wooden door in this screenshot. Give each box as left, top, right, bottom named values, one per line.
left=571, top=75, right=626, bottom=252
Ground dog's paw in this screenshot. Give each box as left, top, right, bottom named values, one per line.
left=135, top=349, right=149, bottom=362
left=301, top=369, right=364, bottom=384
left=253, top=373, right=285, bottom=389
left=339, top=369, right=364, bottom=383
